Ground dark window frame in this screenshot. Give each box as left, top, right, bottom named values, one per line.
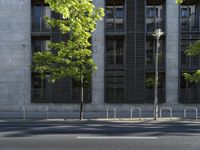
left=146, top=1, right=165, bottom=32
left=106, top=0, right=125, bottom=32
left=32, top=0, right=51, bottom=32
left=106, top=36, right=125, bottom=69
left=105, top=70, right=125, bottom=103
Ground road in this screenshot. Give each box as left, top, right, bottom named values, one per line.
left=0, top=120, right=200, bottom=150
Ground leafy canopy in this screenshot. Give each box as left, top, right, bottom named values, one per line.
left=32, top=0, right=104, bottom=85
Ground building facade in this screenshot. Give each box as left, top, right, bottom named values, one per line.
left=0, top=0, right=200, bottom=118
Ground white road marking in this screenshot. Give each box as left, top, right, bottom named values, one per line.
left=77, top=136, right=158, bottom=140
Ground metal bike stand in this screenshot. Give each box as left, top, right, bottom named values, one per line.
left=43, top=106, right=49, bottom=120
left=130, top=107, right=141, bottom=120
left=184, top=107, right=198, bottom=120
left=106, top=107, right=116, bottom=119
left=20, top=105, right=26, bottom=120
left=160, top=107, right=173, bottom=120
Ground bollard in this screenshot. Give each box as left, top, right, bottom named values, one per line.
left=43, top=106, right=49, bottom=119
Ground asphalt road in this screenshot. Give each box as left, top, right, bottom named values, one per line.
left=0, top=120, right=200, bottom=150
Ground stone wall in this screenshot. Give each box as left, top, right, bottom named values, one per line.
left=0, top=0, right=31, bottom=110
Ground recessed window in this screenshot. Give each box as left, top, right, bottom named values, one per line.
left=146, top=37, right=164, bottom=68
left=106, top=0, right=125, bottom=32
left=145, top=73, right=165, bottom=103
left=180, top=39, right=200, bottom=69
left=32, top=39, right=49, bottom=53
left=32, top=0, right=51, bottom=32
left=181, top=8, right=190, bottom=18
left=147, top=8, right=158, bottom=18
left=180, top=4, right=197, bottom=31
left=106, top=37, right=124, bottom=68
left=179, top=73, right=200, bottom=103
left=105, top=71, right=124, bottom=103
left=146, top=1, right=165, bottom=32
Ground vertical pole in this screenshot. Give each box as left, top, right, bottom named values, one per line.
left=184, top=108, right=186, bottom=118
left=80, top=77, right=84, bottom=120
left=106, top=108, right=109, bottom=118
left=154, top=37, right=159, bottom=120
left=23, top=106, right=26, bottom=120
left=130, top=108, right=133, bottom=118
left=113, top=108, right=116, bottom=119
left=46, top=106, right=49, bottom=120
left=139, top=108, right=141, bottom=120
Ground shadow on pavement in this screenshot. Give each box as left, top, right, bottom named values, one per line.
left=0, top=119, right=200, bottom=138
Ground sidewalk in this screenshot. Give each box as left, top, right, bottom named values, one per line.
left=0, top=117, right=199, bottom=124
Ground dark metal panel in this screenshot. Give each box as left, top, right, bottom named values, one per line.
left=125, top=0, right=145, bottom=103
left=125, top=33, right=136, bottom=102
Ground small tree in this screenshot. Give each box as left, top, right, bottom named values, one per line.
left=32, top=0, right=104, bottom=120
left=183, top=40, right=200, bottom=83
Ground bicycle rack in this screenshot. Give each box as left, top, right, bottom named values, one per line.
left=160, top=107, right=172, bottom=120
left=43, top=106, right=49, bottom=119
left=106, top=108, right=116, bottom=119
left=20, top=105, right=26, bottom=120
left=184, top=107, right=198, bottom=120
left=130, top=107, right=141, bottom=120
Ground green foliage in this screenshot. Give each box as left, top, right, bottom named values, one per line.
left=183, top=40, right=200, bottom=83
left=185, top=40, right=200, bottom=56
left=146, top=76, right=155, bottom=88
left=146, top=75, right=159, bottom=88
left=32, top=0, right=104, bottom=87
left=176, top=0, right=184, bottom=4
left=183, top=70, right=200, bottom=83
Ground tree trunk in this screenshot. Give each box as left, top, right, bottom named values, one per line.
left=80, top=77, right=84, bottom=120
left=40, top=77, right=44, bottom=100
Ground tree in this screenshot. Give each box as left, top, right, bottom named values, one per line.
left=176, top=0, right=184, bottom=4
left=32, top=0, right=104, bottom=120
left=183, top=40, right=200, bottom=83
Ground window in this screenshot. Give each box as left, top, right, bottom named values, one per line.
left=181, top=8, right=190, bottom=18
left=145, top=73, right=165, bottom=103
left=32, top=39, right=49, bottom=53
left=105, top=71, right=124, bottom=103
left=180, top=5, right=197, bottom=31
left=106, top=37, right=124, bottom=68
left=147, top=8, right=158, bottom=18
left=146, top=3, right=164, bottom=32
left=32, top=0, right=51, bottom=32
left=106, top=7, right=114, bottom=18
left=32, top=73, right=52, bottom=102
left=116, top=7, right=124, bottom=18
left=32, top=38, right=51, bottom=102
left=180, top=74, right=200, bottom=103
left=180, top=39, right=200, bottom=69
left=106, top=0, right=125, bottom=32
left=146, top=37, right=164, bottom=68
